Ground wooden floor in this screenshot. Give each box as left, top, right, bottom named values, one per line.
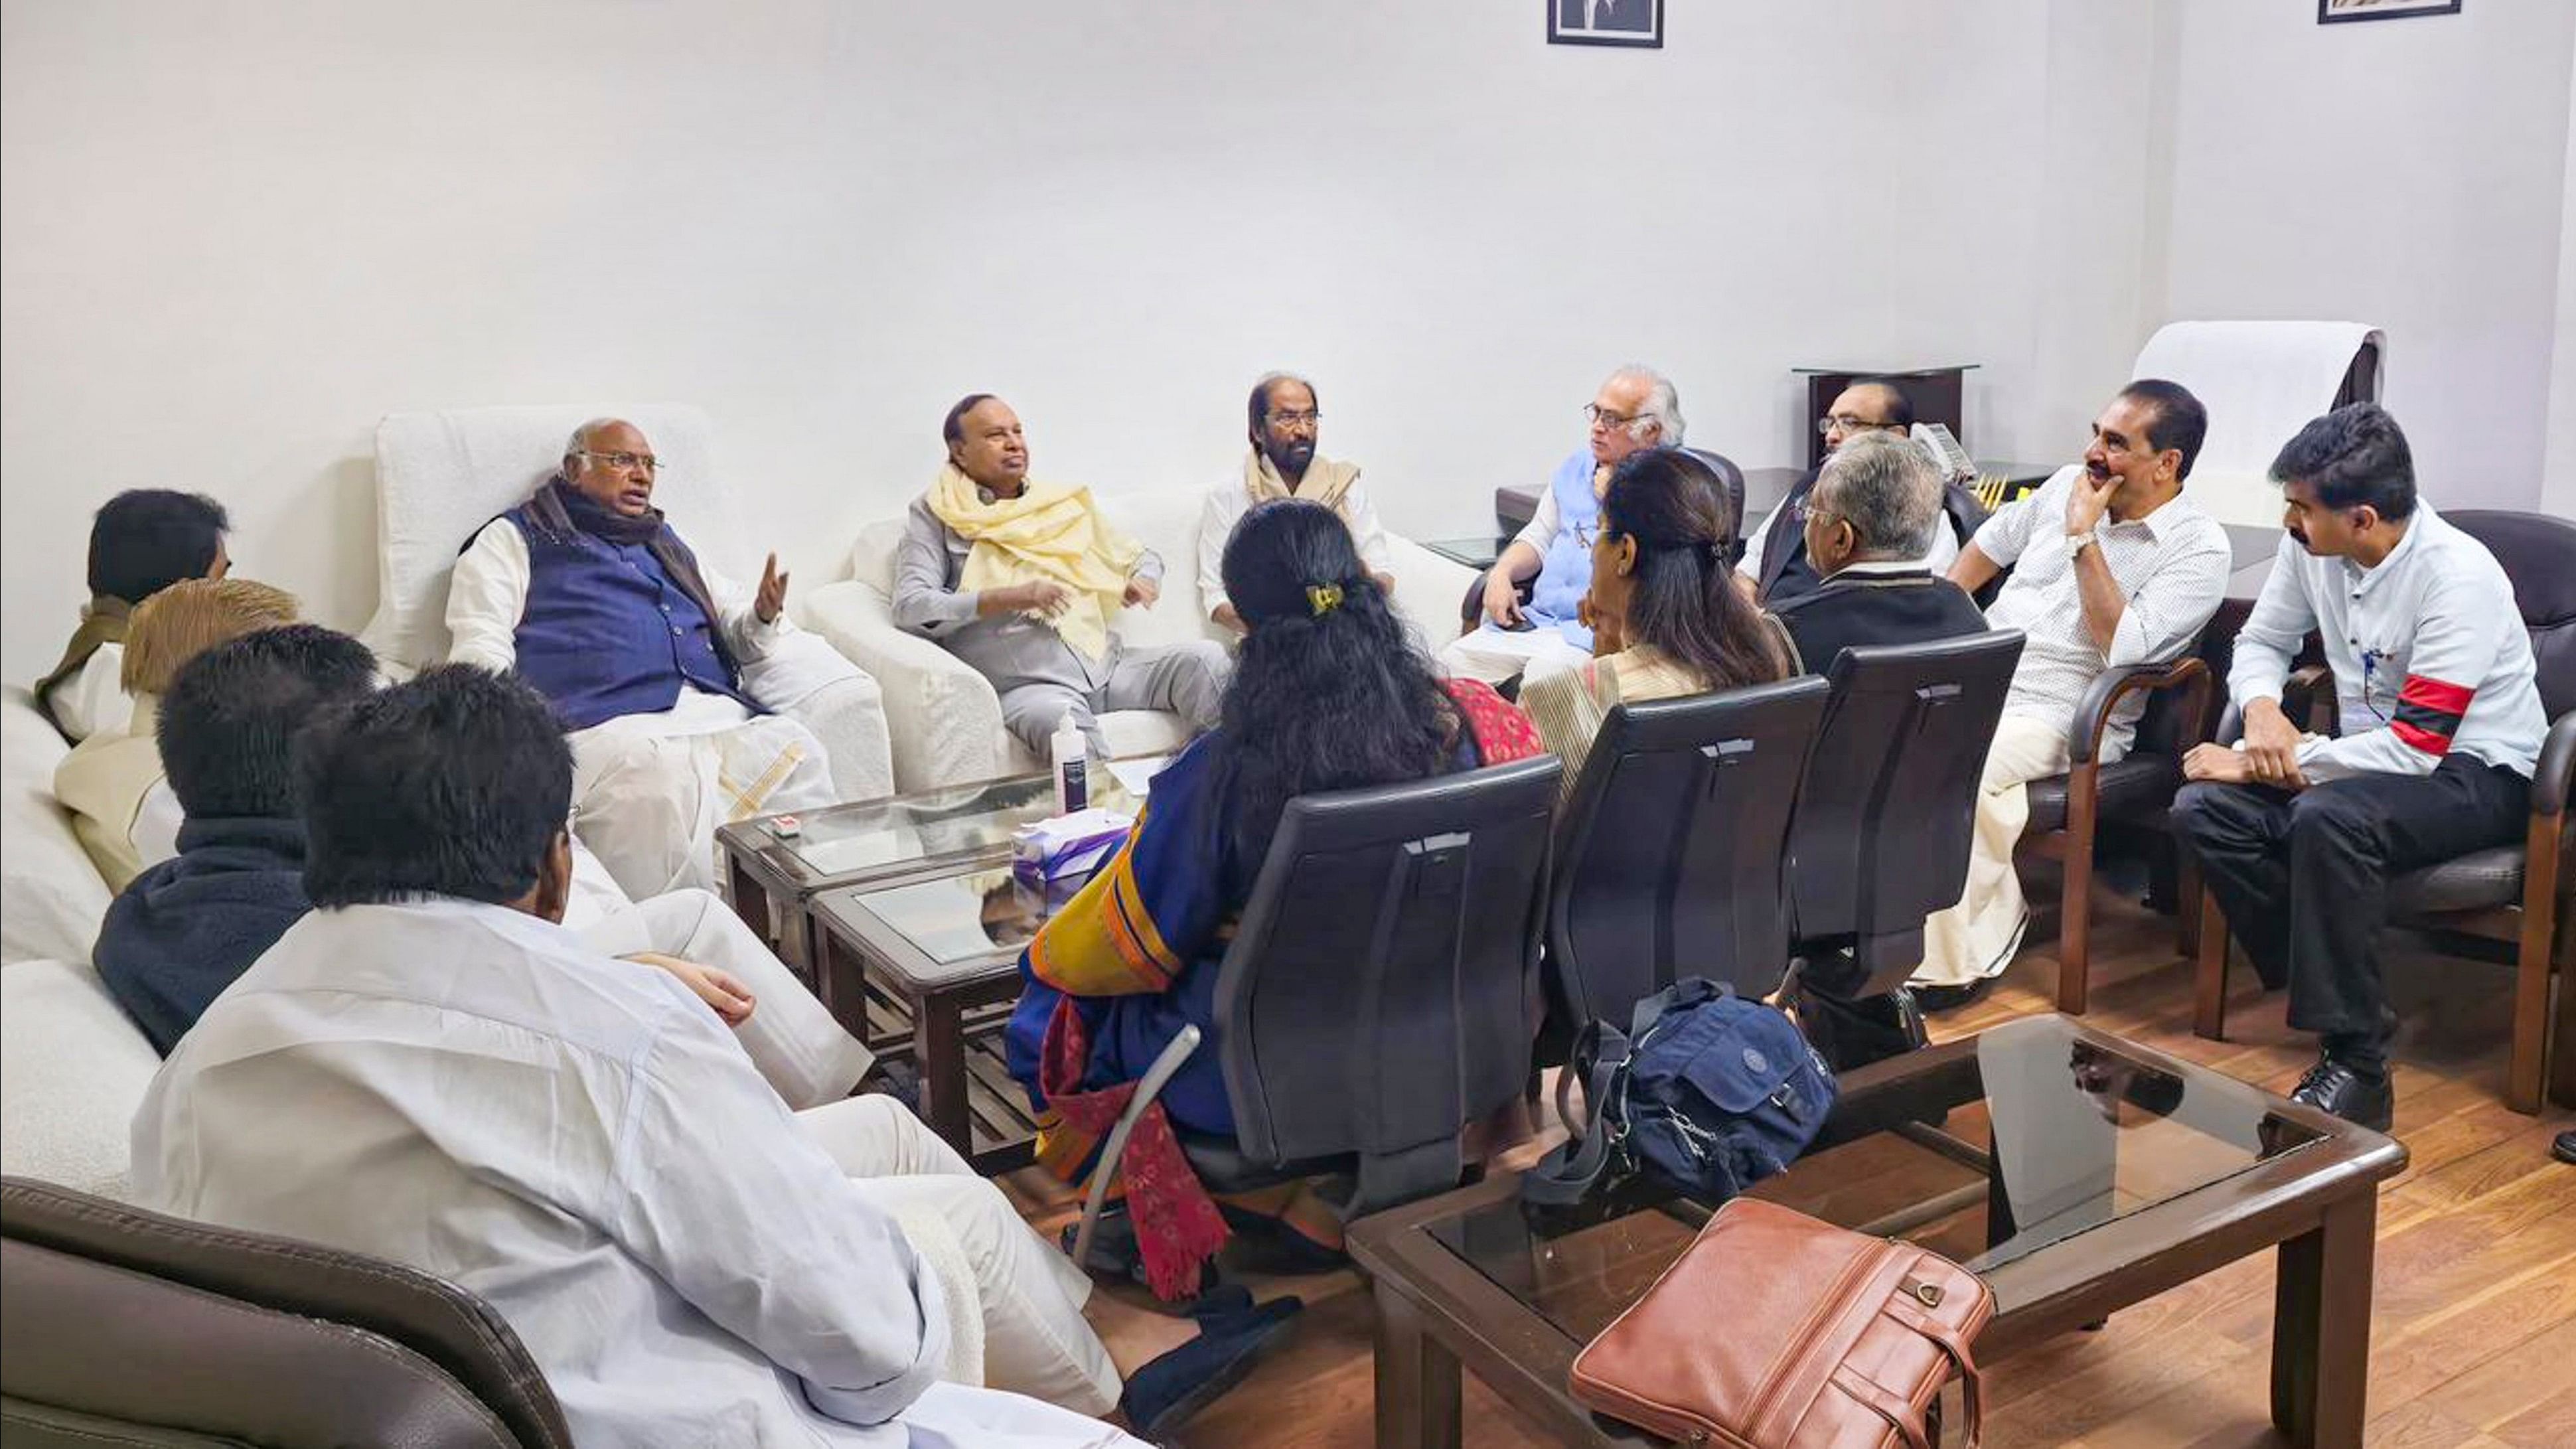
left=996, top=878, right=2576, bottom=1447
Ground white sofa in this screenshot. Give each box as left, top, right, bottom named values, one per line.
left=0, top=688, right=162, bottom=1201
left=366, top=403, right=896, bottom=802
left=804, top=488, right=1479, bottom=792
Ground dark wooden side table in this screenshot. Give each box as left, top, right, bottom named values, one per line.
left=1349, top=1014, right=2405, bottom=1448
left=811, top=867, right=1057, bottom=1170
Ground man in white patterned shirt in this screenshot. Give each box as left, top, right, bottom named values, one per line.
left=2173, top=406, right=2544, bottom=1130
left=1926, top=380, right=2234, bottom=1003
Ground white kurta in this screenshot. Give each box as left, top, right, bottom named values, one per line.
left=447, top=520, right=844, bottom=897
left=1194, top=471, right=1393, bottom=623
left=51, top=696, right=184, bottom=890
left=131, top=899, right=1135, bottom=1448
left=46, top=643, right=127, bottom=743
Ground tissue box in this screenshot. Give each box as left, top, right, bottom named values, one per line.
left=1012, top=808, right=1136, bottom=892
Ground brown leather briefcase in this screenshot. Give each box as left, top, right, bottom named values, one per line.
left=1568, top=1197, right=1993, bottom=1447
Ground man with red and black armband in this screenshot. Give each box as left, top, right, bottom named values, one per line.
left=2172, top=404, right=2546, bottom=1130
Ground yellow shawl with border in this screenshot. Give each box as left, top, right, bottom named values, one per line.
left=928, top=465, right=1143, bottom=661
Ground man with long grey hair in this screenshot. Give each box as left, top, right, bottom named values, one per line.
left=1198, top=372, right=1394, bottom=631
left=1440, top=364, right=1683, bottom=686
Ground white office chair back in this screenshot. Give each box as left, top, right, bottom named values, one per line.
left=2129, top=321, right=2384, bottom=529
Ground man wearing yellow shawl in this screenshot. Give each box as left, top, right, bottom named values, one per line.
left=1195, top=373, right=1394, bottom=633
left=895, top=396, right=1227, bottom=757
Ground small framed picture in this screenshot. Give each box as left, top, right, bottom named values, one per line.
left=1549, top=0, right=1663, bottom=49
left=2318, top=0, right=2461, bottom=23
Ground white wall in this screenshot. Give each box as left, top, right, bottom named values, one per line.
left=2545, top=26, right=2576, bottom=520
left=2155, top=0, right=2576, bottom=514
left=1, top=0, right=2133, bottom=678
left=7, top=1, right=2565, bottom=682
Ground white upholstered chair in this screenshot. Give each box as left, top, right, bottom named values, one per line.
left=804, top=489, right=1478, bottom=793
left=363, top=404, right=894, bottom=801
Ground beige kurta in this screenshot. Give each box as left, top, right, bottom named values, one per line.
left=1519, top=645, right=1711, bottom=809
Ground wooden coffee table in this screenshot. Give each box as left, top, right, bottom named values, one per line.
left=718, top=763, right=1150, bottom=978
left=811, top=868, right=1053, bottom=1170
left=1348, top=1014, right=2405, bottom=1448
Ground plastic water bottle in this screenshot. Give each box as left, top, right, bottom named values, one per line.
left=1051, top=710, right=1089, bottom=816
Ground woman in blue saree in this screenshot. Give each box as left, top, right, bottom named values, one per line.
left=1004, top=499, right=1541, bottom=1298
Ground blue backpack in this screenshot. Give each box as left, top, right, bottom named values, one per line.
left=1524, top=978, right=1838, bottom=1207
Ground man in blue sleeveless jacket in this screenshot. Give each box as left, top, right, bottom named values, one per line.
left=1440, top=364, right=1683, bottom=687
left=447, top=419, right=850, bottom=898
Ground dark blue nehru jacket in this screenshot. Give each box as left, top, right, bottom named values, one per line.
left=502, top=505, right=760, bottom=731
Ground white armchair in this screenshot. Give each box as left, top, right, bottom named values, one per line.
left=805, top=489, right=1479, bottom=793
left=364, top=404, right=894, bottom=801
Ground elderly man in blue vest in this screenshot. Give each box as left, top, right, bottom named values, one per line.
left=447, top=419, right=844, bottom=899
left=1439, top=365, right=1684, bottom=687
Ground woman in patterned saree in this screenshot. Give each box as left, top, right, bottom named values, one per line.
left=1005, top=498, right=1542, bottom=1300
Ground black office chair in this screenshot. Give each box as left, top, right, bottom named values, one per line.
left=1069, top=755, right=1562, bottom=1264
left=1545, top=678, right=1831, bottom=1037
left=1787, top=632, right=2028, bottom=1002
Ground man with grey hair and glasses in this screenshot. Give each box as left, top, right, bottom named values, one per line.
left=447, top=418, right=872, bottom=898
left=1770, top=431, right=1990, bottom=677
left=1440, top=364, right=1683, bottom=686
left=1198, top=372, right=1394, bottom=632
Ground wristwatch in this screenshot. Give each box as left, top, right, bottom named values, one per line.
left=2064, top=532, right=2097, bottom=562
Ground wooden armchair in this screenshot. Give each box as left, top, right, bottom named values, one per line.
left=2014, top=656, right=2217, bottom=1014
left=2189, top=508, right=2576, bottom=1113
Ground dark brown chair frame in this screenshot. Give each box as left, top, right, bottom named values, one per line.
left=2189, top=692, right=2576, bottom=1114
left=2012, top=655, right=2216, bottom=1014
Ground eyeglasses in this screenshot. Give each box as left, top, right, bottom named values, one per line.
left=574, top=450, right=660, bottom=473
left=1585, top=404, right=1645, bottom=429
left=1817, top=415, right=1900, bottom=437
left=1266, top=410, right=1321, bottom=429
left=1791, top=499, right=1840, bottom=526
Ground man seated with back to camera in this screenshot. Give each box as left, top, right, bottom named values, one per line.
left=1770, top=431, right=1990, bottom=675
left=92, top=627, right=870, bottom=1112
left=1519, top=447, right=1794, bottom=808
left=1765, top=431, right=1992, bottom=1069
left=1009, top=500, right=1543, bottom=1304
left=129, top=663, right=1308, bottom=1446
left=34, top=489, right=232, bottom=742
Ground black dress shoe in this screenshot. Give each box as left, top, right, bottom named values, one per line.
left=2554, top=1130, right=2575, bottom=1166
left=2289, top=1058, right=2393, bottom=1133
left=1912, top=975, right=1996, bottom=1015
left=1791, top=978, right=1928, bottom=1075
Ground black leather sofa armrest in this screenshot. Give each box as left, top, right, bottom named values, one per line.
left=2536, top=710, right=2575, bottom=820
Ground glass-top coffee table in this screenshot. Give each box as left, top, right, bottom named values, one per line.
left=810, top=862, right=1095, bottom=1170
left=1348, top=1015, right=2406, bottom=1449
left=718, top=764, right=1150, bottom=978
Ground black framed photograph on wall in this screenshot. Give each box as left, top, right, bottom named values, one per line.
left=2318, top=0, right=2461, bottom=23
left=1549, top=0, right=1663, bottom=49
